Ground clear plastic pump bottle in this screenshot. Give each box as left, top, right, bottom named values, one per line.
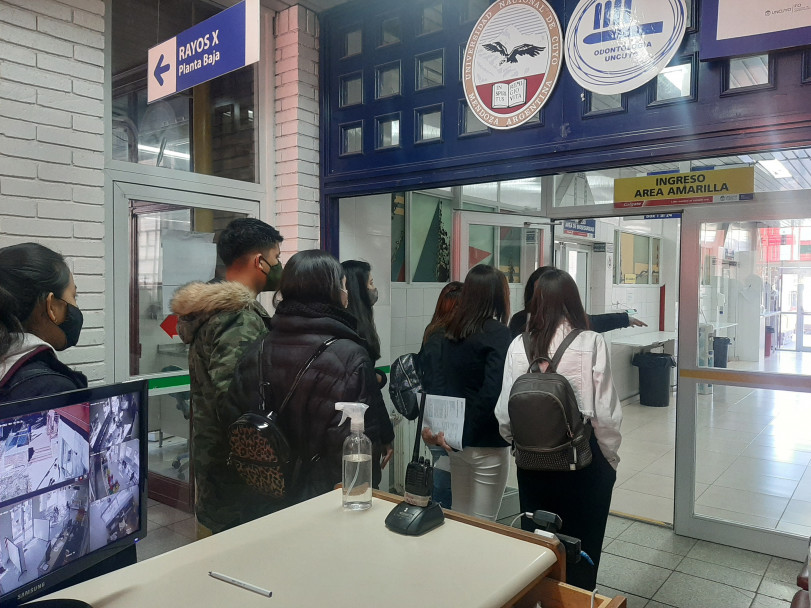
left=336, top=402, right=372, bottom=510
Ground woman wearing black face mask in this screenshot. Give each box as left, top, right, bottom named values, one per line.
left=0, top=243, right=139, bottom=587
left=341, top=260, right=385, bottom=388
left=0, top=243, right=87, bottom=401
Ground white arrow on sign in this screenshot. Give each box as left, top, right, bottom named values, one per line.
left=147, top=37, right=177, bottom=103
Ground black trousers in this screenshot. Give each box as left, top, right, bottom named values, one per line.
left=517, top=435, right=616, bottom=591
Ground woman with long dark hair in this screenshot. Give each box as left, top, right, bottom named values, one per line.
left=419, top=281, right=463, bottom=508
left=341, top=260, right=385, bottom=387
left=234, top=251, right=394, bottom=504
left=496, top=268, right=622, bottom=591
left=0, top=243, right=86, bottom=400
left=421, top=266, right=512, bottom=521
left=509, top=265, right=647, bottom=338
left=0, top=243, right=138, bottom=582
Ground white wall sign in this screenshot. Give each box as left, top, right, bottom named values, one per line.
left=718, top=0, right=811, bottom=40
left=565, top=0, right=687, bottom=95
left=462, top=0, right=563, bottom=130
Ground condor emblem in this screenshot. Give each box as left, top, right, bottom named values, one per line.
left=462, top=0, right=563, bottom=130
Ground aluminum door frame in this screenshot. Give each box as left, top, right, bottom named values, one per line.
left=676, top=191, right=811, bottom=560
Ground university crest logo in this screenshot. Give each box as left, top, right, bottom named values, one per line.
left=463, top=0, right=563, bottom=130
left=565, top=0, right=687, bottom=95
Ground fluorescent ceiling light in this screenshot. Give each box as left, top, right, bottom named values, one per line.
left=137, top=144, right=190, bottom=160
left=758, top=159, right=791, bottom=178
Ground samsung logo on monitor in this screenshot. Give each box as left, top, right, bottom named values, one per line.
left=17, top=581, right=46, bottom=600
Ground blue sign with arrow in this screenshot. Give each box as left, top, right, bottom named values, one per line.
left=147, top=0, right=259, bottom=103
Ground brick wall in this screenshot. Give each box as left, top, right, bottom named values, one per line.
left=274, top=5, right=320, bottom=256
left=0, top=0, right=107, bottom=383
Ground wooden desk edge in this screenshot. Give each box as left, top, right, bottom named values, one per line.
left=371, top=491, right=627, bottom=608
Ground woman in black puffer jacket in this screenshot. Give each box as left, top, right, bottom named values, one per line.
left=233, top=250, right=394, bottom=505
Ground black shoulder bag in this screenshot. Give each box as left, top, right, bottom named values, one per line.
left=227, top=337, right=337, bottom=499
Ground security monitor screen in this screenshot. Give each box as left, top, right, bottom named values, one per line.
left=0, top=391, right=141, bottom=600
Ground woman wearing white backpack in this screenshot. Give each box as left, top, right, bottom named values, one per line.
left=494, top=268, right=622, bottom=591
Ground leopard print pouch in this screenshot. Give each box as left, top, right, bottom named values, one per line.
left=228, top=337, right=337, bottom=499
left=227, top=411, right=292, bottom=499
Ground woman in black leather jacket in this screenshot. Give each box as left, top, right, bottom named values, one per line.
left=234, top=250, right=395, bottom=504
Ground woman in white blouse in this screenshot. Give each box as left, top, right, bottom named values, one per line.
left=495, top=268, right=622, bottom=591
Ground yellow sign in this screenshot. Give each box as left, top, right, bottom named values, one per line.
left=614, top=167, right=755, bottom=208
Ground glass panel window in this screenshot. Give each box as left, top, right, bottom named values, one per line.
left=462, top=181, right=498, bottom=203
left=654, top=62, right=693, bottom=101
left=727, top=54, right=770, bottom=90
left=461, top=101, right=488, bottom=134
left=376, top=62, right=401, bottom=98
left=380, top=17, right=400, bottom=46
left=420, top=2, right=443, bottom=35
left=464, top=0, right=491, bottom=22
left=344, top=28, right=362, bottom=57
left=699, top=218, right=811, bottom=370
left=417, top=107, right=442, bottom=142
left=417, top=51, right=444, bottom=90
left=411, top=193, right=452, bottom=281
left=340, top=123, right=363, bottom=155
left=111, top=0, right=257, bottom=182
left=652, top=238, right=661, bottom=283
left=376, top=114, right=400, bottom=149
left=391, top=193, right=407, bottom=281
left=615, top=231, right=651, bottom=284
left=693, top=385, right=811, bottom=534
left=499, top=227, right=523, bottom=283
left=131, top=203, right=246, bottom=377
left=499, top=177, right=543, bottom=211
left=340, top=73, right=363, bottom=107
left=588, top=92, right=623, bottom=113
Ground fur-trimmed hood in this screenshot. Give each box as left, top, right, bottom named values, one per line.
left=171, top=281, right=265, bottom=344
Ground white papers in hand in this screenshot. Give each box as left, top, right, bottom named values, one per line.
left=423, top=395, right=465, bottom=452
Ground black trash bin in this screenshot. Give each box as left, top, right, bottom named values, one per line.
left=713, top=337, right=731, bottom=368
left=632, top=352, right=676, bottom=407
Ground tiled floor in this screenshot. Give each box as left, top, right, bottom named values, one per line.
left=136, top=497, right=195, bottom=562
left=139, top=498, right=804, bottom=608
left=611, top=382, right=811, bottom=540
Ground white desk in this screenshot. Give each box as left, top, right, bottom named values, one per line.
left=611, top=331, right=677, bottom=348
left=42, top=490, right=626, bottom=608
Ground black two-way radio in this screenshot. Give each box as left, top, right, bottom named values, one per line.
left=385, top=392, right=444, bottom=536
left=403, top=392, right=433, bottom=507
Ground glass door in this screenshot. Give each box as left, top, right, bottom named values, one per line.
left=779, top=271, right=811, bottom=352
left=555, top=241, right=591, bottom=311
left=676, top=193, right=811, bottom=560
left=112, top=183, right=258, bottom=511
left=453, top=211, right=553, bottom=284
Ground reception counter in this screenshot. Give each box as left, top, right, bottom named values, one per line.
left=42, top=490, right=627, bottom=608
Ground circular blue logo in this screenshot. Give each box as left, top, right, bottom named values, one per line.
left=565, top=0, right=687, bottom=95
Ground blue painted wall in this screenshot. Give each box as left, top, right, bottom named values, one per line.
left=320, top=0, right=811, bottom=198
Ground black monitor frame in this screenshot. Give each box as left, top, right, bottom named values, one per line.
left=0, top=380, right=148, bottom=607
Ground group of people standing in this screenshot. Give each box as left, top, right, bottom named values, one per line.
left=0, top=216, right=631, bottom=590
left=168, top=219, right=394, bottom=537
left=419, top=264, right=632, bottom=590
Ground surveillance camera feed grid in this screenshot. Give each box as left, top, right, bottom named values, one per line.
left=0, top=395, right=141, bottom=592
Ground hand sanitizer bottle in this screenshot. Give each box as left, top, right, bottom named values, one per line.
left=336, top=402, right=372, bottom=510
